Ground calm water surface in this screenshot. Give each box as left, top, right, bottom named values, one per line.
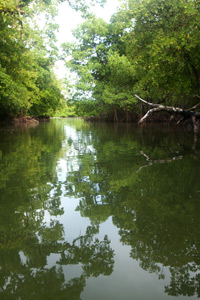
left=0, top=118, right=200, bottom=300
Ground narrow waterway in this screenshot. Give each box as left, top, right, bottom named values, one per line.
left=0, top=118, right=200, bottom=300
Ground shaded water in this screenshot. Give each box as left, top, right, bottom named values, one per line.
left=0, top=118, right=200, bottom=300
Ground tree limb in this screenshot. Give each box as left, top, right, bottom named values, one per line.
left=135, top=94, right=162, bottom=108
left=188, top=102, right=200, bottom=111
left=135, top=94, right=200, bottom=126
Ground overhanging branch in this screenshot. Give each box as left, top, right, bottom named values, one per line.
left=135, top=94, right=200, bottom=128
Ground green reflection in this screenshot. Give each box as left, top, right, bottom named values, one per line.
left=64, top=121, right=200, bottom=298
left=0, top=121, right=114, bottom=300
left=0, top=119, right=200, bottom=299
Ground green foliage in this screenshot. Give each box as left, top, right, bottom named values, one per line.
left=63, top=17, right=112, bottom=116
left=53, top=101, right=77, bottom=117
left=0, top=0, right=110, bottom=118
left=122, top=0, right=200, bottom=105
left=0, top=0, right=64, bottom=118
left=64, top=0, right=200, bottom=118
left=28, top=57, right=64, bottom=117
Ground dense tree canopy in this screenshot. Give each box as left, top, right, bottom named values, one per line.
left=0, top=0, right=107, bottom=119
left=0, top=0, right=63, bottom=118
left=1, top=0, right=200, bottom=120
left=64, top=0, right=200, bottom=120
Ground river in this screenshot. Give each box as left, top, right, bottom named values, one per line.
left=0, top=118, right=200, bottom=300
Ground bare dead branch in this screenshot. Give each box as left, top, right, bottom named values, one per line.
left=135, top=95, right=200, bottom=130
left=134, top=94, right=159, bottom=108
left=188, top=102, right=200, bottom=111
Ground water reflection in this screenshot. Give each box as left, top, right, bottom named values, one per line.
left=0, top=121, right=114, bottom=300
left=64, top=121, right=200, bottom=298
left=0, top=119, right=200, bottom=299
left=0, top=226, right=113, bottom=300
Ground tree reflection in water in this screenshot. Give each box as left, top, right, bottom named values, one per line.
left=0, top=224, right=114, bottom=300
left=0, top=120, right=200, bottom=299
left=64, top=122, right=200, bottom=298
left=0, top=121, right=114, bottom=300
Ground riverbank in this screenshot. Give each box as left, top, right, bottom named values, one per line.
left=84, top=111, right=191, bottom=124
left=0, top=116, right=51, bottom=126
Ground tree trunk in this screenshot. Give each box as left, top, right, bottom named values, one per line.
left=114, top=108, right=118, bottom=123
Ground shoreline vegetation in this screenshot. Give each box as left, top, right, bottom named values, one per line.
left=0, top=108, right=198, bottom=132
left=0, top=0, right=200, bottom=132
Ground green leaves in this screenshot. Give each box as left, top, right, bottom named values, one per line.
left=123, top=0, right=200, bottom=105
left=64, top=0, right=200, bottom=118
left=0, top=0, right=63, bottom=117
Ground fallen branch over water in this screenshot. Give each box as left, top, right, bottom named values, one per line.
left=135, top=94, right=200, bottom=133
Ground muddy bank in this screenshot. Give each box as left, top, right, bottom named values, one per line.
left=0, top=116, right=50, bottom=126
left=13, top=116, right=39, bottom=125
